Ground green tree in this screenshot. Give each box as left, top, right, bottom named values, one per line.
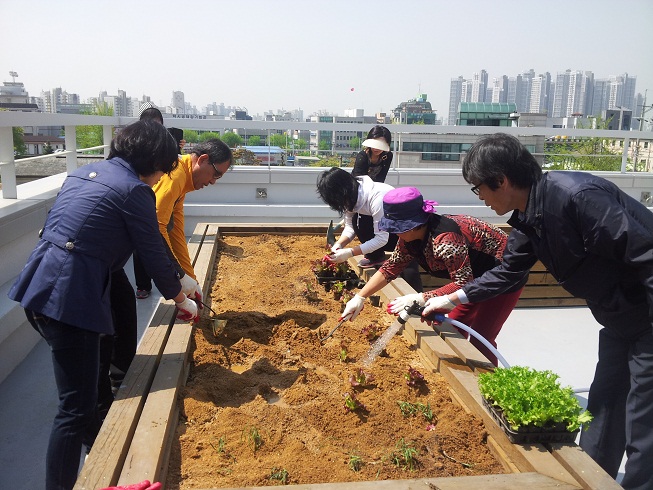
left=309, top=156, right=342, bottom=167
left=42, top=142, right=54, bottom=154
left=12, top=125, right=27, bottom=156
left=318, top=140, right=331, bottom=151
left=198, top=131, right=222, bottom=142
left=220, top=131, right=243, bottom=148
left=294, top=138, right=307, bottom=150
left=76, top=102, right=113, bottom=153
left=349, top=136, right=361, bottom=151
left=247, top=135, right=261, bottom=146
left=544, top=116, right=620, bottom=171
left=232, top=147, right=261, bottom=165
left=183, top=130, right=199, bottom=144
left=269, top=133, right=286, bottom=148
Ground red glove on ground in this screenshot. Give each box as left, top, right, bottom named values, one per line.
left=100, top=480, right=162, bottom=490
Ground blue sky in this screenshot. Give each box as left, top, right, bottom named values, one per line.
left=2, top=0, right=652, bottom=120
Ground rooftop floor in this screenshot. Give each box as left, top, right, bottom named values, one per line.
left=0, top=260, right=626, bottom=489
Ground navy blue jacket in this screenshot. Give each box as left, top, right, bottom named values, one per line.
left=9, top=157, right=182, bottom=334
left=463, top=171, right=653, bottom=336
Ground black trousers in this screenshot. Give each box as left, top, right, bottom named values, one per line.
left=132, top=250, right=152, bottom=292
left=579, top=302, right=653, bottom=490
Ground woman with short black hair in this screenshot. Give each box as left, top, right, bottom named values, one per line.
left=9, top=119, right=198, bottom=490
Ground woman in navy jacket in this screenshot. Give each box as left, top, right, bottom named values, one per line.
left=8, top=120, right=198, bottom=490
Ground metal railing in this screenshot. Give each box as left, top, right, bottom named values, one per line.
left=1, top=111, right=652, bottom=199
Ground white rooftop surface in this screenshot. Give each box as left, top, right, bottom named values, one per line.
left=0, top=263, right=626, bottom=488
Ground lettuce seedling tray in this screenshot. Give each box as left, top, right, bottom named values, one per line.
left=482, top=397, right=578, bottom=444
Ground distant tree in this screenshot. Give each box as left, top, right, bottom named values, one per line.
left=318, top=140, right=331, bottom=151
left=349, top=136, right=361, bottom=151
left=269, top=133, right=286, bottom=147
left=76, top=102, right=113, bottom=153
left=198, top=131, right=222, bottom=142
left=42, top=142, right=54, bottom=154
left=294, top=138, right=307, bottom=150
left=12, top=125, right=27, bottom=156
left=247, top=135, right=261, bottom=146
left=544, top=116, right=621, bottom=171
left=183, top=129, right=199, bottom=144
left=309, top=156, right=341, bottom=167
left=220, top=131, right=243, bottom=148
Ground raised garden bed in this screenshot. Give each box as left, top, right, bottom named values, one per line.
left=75, top=224, right=622, bottom=490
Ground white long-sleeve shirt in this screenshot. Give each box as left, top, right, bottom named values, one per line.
left=341, top=175, right=393, bottom=254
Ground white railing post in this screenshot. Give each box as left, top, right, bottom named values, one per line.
left=621, top=137, right=630, bottom=173
left=103, top=125, right=112, bottom=159
left=64, top=126, right=77, bottom=174
left=0, top=126, right=17, bottom=199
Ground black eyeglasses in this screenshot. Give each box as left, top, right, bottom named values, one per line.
left=470, top=182, right=484, bottom=195
left=210, top=162, right=224, bottom=180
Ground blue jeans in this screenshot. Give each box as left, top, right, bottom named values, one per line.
left=26, top=310, right=101, bottom=490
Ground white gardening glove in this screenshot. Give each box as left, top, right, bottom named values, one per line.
left=330, top=242, right=343, bottom=253
left=175, top=297, right=199, bottom=322
left=387, top=293, right=425, bottom=315
left=180, top=274, right=199, bottom=296
left=327, top=248, right=354, bottom=264
left=341, top=294, right=365, bottom=321
left=422, top=295, right=456, bottom=316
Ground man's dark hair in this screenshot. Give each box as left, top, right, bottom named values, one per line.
left=139, top=107, right=164, bottom=124
left=463, top=133, right=542, bottom=190
left=316, top=167, right=359, bottom=215
left=109, top=120, right=179, bottom=176
left=192, top=139, right=233, bottom=168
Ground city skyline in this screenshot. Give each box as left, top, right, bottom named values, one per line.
left=2, top=0, right=652, bottom=119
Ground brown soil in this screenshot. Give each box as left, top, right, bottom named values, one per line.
left=167, top=234, right=504, bottom=488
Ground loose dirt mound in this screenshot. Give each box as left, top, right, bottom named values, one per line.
left=167, top=234, right=503, bottom=488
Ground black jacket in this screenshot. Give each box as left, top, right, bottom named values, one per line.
left=463, top=171, right=653, bottom=336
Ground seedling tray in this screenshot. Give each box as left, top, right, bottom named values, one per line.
left=482, top=397, right=578, bottom=444
left=314, top=271, right=365, bottom=291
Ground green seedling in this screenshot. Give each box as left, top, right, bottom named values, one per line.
left=269, top=467, right=289, bottom=484
left=391, top=438, right=419, bottom=471
left=416, top=402, right=434, bottom=422
left=339, top=340, right=349, bottom=362
left=397, top=400, right=418, bottom=418
left=210, top=435, right=226, bottom=454
left=343, top=392, right=366, bottom=413
left=302, top=280, right=319, bottom=302
left=241, top=425, right=263, bottom=452
left=348, top=453, right=363, bottom=472
left=361, top=322, right=381, bottom=343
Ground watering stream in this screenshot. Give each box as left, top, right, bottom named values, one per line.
left=360, top=320, right=403, bottom=367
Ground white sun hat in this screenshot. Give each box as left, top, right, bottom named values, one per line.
left=362, top=138, right=390, bottom=152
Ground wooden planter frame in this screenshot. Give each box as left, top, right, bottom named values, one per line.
left=74, top=223, right=620, bottom=490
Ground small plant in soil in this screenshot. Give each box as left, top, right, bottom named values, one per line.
left=361, top=322, right=382, bottom=343
left=301, top=280, right=319, bottom=302
left=390, top=438, right=419, bottom=471
left=340, top=288, right=354, bottom=305
left=210, top=435, right=226, bottom=454
left=331, top=280, right=346, bottom=300
left=405, top=366, right=425, bottom=387
left=349, top=367, right=375, bottom=388
left=348, top=453, right=364, bottom=472
left=343, top=392, right=367, bottom=413
left=241, top=425, right=263, bottom=453
left=269, top=467, right=289, bottom=485
left=339, top=340, right=349, bottom=362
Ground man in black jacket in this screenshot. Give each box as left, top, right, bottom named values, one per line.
left=422, top=133, right=653, bottom=490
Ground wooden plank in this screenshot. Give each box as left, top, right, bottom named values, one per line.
left=74, top=304, right=177, bottom=490
left=207, top=472, right=580, bottom=490
left=548, top=444, right=624, bottom=490
left=117, top=323, right=193, bottom=486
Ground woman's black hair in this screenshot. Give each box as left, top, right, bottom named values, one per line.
left=316, top=167, right=359, bottom=215
left=108, top=120, right=179, bottom=176
left=463, top=133, right=542, bottom=190
left=366, top=125, right=392, bottom=147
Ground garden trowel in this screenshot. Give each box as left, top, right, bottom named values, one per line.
left=326, top=220, right=336, bottom=248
